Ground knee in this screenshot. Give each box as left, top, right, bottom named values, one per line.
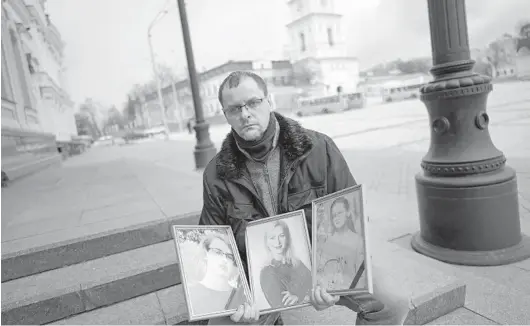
left=337, top=292, right=410, bottom=325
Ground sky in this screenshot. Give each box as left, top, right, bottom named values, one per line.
left=46, top=0, right=530, bottom=109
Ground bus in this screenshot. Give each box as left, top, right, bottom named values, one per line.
left=295, top=92, right=365, bottom=117
left=382, top=83, right=424, bottom=102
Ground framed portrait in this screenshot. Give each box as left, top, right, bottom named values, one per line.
left=311, top=184, right=373, bottom=296
left=245, top=210, right=313, bottom=314
left=172, top=225, right=252, bottom=322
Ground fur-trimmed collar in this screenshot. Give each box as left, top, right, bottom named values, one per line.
left=217, top=112, right=313, bottom=180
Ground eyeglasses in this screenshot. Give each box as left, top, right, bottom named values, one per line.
left=209, top=247, right=235, bottom=263
left=223, top=98, right=265, bottom=117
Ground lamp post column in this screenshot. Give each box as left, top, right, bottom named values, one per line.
left=411, top=0, right=530, bottom=265
left=176, top=0, right=216, bottom=169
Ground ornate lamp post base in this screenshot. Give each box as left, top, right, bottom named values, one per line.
left=193, top=122, right=217, bottom=170
left=412, top=0, right=530, bottom=266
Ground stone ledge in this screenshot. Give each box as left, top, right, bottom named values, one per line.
left=1, top=241, right=182, bottom=325
left=1, top=211, right=200, bottom=282
left=36, top=238, right=465, bottom=325
left=370, top=239, right=466, bottom=325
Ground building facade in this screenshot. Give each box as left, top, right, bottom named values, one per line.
left=286, top=0, right=360, bottom=97
left=1, top=0, right=76, bottom=181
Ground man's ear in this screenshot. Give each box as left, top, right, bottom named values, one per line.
left=266, top=95, right=273, bottom=108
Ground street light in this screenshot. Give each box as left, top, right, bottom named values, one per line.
left=176, top=0, right=216, bottom=169
left=411, top=0, right=530, bottom=265
left=148, top=6, right=170, bottom=139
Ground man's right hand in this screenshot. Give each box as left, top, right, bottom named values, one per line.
left=230, top=302, right=260, bottom=324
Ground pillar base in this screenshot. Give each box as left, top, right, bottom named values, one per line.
left=193, top=122, right=217, bottom=170
left=411, top=232, right=530, bottom=266
left=413, top=166, right=530, bottom=266
left=193, top=145, right=217, bottom=170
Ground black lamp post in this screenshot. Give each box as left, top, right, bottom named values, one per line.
left=411, top=0, right=530, bottom=265
left=176, top=0, right=217, bottom=169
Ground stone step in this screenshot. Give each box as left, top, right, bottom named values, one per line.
left=1, top=212, right=200, bottom=282
left=51, top=285, right=194, bottom=326
left=1, top=240, right=181, bottom=325
left=4, top=236, right=466, bottom=325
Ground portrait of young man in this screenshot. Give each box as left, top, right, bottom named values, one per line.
left=199, top=71, right=408, bottom=325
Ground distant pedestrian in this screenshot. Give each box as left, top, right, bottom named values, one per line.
left=187, top=119, right=193, bottom=134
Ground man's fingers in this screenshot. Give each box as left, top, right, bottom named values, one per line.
left=320, top=288, right=337, bottom=305
left=230, top=304, right=244, bottom=322
left=314, top=286, right=324, bottom=304
left=243, top=303, right=252, bottom=321
left=252, top=303, right=260, bottom=321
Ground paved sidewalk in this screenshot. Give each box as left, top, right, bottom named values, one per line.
left=1, top=141, right=205, bottom=256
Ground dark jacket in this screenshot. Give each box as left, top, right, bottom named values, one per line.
left=199, top=112, right=356, bottom=263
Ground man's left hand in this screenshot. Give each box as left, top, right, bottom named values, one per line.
left=310, top=286, right=340, bottom=311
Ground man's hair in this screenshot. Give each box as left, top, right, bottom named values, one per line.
left=218, top=71, right=269, bottom=105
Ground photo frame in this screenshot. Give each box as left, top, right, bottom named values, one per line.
left=172, top=225, right=252, bottom=322
left=245, top=210, right=313, bottom=314
left=311, top=184, right=373, bottom=296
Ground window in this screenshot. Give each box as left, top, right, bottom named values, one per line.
left=1, top=42, right=14, bottom=101
left=327, top=27, right=334, bottom=46
left=300, top=32, right=306, bottom=52
left=10, top=30, right=32, bottom=108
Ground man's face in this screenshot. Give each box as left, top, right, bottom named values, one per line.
left=206, top=238, right=236, bottom=279
left=331, top=202, right=347, bottom=229
left=221, top=77, right=272, bottom=141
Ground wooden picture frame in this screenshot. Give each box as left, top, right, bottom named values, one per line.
left=311, top=184, right=373, bottom=296
left=245, top=210, right=313, bottom=314
left=172, top=225, right=252, bottom=322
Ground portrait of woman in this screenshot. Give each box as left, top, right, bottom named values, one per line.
left=173, top=227, right=250, bottom=321
left=260, top=220, right=312, bottom=309
left=245, top=211, right=313, bottom=313
left=313, top=188, right=368, bottom=293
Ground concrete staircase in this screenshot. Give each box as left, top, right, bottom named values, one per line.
left=4, top=211, right=523, bottom=325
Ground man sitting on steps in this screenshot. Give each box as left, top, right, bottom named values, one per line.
left=199, top=71, right=408, bottom=325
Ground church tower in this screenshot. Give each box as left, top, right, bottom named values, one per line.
left=286, top=0, right=359, bottom=96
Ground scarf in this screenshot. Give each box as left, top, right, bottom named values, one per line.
left=233, top=113, right=277, bottom=162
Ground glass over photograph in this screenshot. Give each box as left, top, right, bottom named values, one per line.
left=172, top=225, right=251, bottom=321
left=245, top=210, right=313, bottom=314
left=312, top=184, right=373, bottom=295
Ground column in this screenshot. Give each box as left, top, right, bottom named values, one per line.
left=410, top=0, right=530, bottom=265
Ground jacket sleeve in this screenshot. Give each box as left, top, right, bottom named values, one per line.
left=198, top=178, right=226, bottom=226
left=324, top=135, right=357, bottom=193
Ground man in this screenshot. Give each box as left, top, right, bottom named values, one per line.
left=199, top=71, right=407, bottom=325
left=187, top=233, right=246, bottom=316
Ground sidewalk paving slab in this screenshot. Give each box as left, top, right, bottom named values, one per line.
left=426, top=307, right=499, bottom=325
